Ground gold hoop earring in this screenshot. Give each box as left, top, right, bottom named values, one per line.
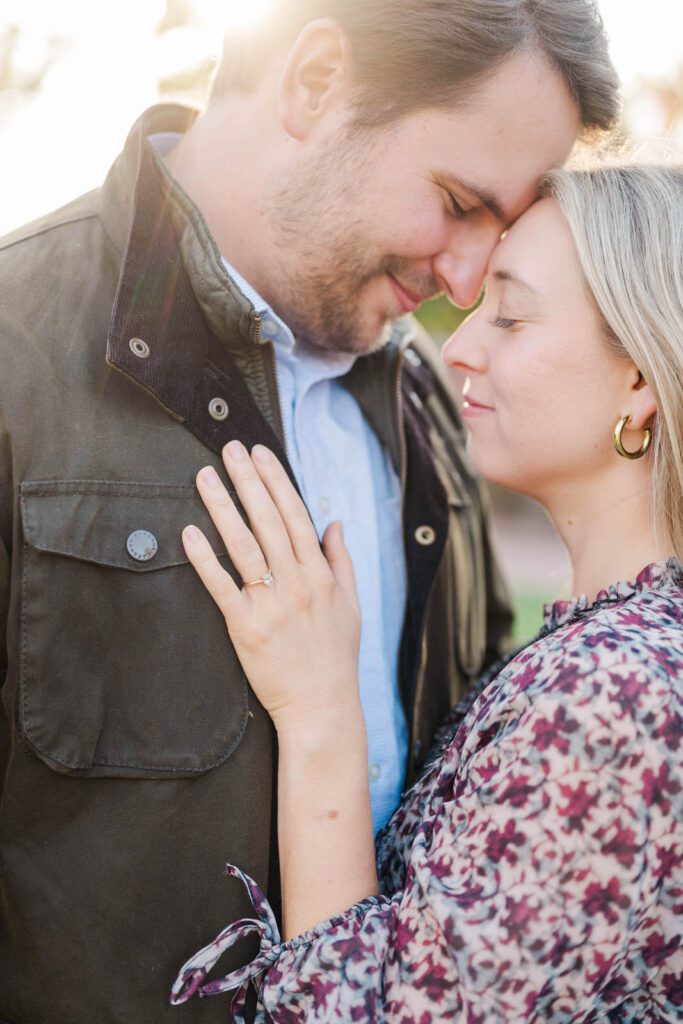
left=614, top=415, right=652, bottom=460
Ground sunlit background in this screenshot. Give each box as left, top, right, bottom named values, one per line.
left=1, top=0, right=682, bottom=639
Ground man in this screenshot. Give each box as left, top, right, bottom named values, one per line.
left=0, top=2, right=618, bottom=1021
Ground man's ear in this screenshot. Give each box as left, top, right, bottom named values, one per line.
left=278, top=19, right=351, bottom=140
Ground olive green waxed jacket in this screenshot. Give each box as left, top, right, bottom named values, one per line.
left=0, top=105, right=511, bottom=1024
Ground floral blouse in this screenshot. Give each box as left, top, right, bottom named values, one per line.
left=172, top=559, right=683, bottom=1022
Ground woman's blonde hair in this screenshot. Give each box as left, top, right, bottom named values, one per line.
left=544, top=160, right=683, bottom=558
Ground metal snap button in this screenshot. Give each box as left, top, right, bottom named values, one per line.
left=129, top=337, right=150, bottom=359
left=414, top=525, right=436, bottom=547
left=208, top=398, right=229, bottom=421
left=126, top=530, right=158, bottom=562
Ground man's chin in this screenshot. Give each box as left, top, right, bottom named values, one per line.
left=310, top=317, right=398, bottom=357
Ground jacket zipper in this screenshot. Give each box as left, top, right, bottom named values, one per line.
left=395, top=346, right=408, bottom=503
left=266, top=341, right=289, bottom=456
left=248, top=310, right=289, bottom=454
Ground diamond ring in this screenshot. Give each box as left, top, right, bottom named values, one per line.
left=243, top=571, right=274, bottom=589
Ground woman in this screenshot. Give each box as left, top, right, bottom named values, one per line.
left=171, top=162, right=683, bottom=1021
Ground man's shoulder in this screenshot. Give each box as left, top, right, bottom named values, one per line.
left=0, top=188, right=116, bottom=373
left=0, top=189, right=103, bottom=258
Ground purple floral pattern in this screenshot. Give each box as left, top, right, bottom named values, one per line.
left=172, top=559, right=683, bottom=1022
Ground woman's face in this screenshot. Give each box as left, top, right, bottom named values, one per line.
left=442, top=197, right=636, bottom=501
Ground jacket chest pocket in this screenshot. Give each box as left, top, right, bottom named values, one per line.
left=19, top=481, right=248, bottom=778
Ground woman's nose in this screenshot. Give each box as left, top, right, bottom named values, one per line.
left=441, top=314, right=488, bottom=375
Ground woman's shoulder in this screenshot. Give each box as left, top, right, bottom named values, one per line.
left=541, top=560, right=681, bottom=680
left=468, top=559, right=682, bottom=753
left=522, top=557, right=681, bottom=672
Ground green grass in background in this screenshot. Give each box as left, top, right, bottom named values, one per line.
left=511, top=592, right=549, bottom=646
left=415, top=295, right=470, bottom=337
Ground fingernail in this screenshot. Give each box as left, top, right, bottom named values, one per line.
left=252, top=445, right=272, bottom=463
left=201, top=466, right=221, bottom=487
left=184, top=525, right=202, bottom=543
left=226, top=440, right=246, bottom=462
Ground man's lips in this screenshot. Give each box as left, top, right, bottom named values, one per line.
left=387, top=274, right=427, bottom=313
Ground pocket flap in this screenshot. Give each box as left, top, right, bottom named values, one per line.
left=18, top=479, right=248, bottom=778
left=20, top=480, right=229, bottom=571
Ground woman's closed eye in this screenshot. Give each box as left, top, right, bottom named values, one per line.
left=489, top=315, right=521, bottom=330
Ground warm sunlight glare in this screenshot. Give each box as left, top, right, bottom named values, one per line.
left=599, top=0, right=683, bottom=83
left=197, top=0, right=275, bottom=34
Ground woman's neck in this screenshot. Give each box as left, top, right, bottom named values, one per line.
left=541, top=472, right=667, bottom=601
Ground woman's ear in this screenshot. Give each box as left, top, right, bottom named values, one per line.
left=278, top=19, right=351, bottom=141
left=623, top=368, right=658, bottom=431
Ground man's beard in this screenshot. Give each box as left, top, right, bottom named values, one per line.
left=275, top=244, right=437, bottom=355
left=264, top=134, right=438, bottom=354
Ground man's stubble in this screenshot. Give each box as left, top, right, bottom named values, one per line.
left=263, top=129, right=437, bottom=355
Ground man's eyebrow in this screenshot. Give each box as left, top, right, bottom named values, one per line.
left=493, top=269, right=542, bottom=298
left=437, top=172, right=507, bottom=223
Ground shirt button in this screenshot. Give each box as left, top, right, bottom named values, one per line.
left=208, top=398, right=229, bottom=421
left=127, top=530, right=158, bottom=562
left=415, top=525, right=437, bottom=546
left=404, top=348, right=422, bottom=368
left=129, top=337, right=150, bottom=359
left=318, top=497, right=331, bottom=516
left=261, top=318, right=278, bottom=335
left=369, top=763, right=382, bottom=781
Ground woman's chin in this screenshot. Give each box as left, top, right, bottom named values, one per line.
left=465, top=438, right=536, bottom=499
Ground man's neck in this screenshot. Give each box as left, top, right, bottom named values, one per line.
left=162, top=100, right=272, bottom=291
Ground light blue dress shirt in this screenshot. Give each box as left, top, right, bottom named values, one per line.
left=224, top=262, right=409, bottom=834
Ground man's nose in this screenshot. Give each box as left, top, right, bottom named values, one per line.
left=433, top=225, right=501, bottom=309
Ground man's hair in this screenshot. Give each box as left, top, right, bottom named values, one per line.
left=210, top=0, right=620, bottom=135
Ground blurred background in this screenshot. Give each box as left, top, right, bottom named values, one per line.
left=1, top=0, right=682, bottom=641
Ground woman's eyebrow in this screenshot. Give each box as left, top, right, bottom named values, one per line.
left=493, top=269, right=543, bottom=299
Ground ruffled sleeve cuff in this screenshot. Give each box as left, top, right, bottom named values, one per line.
left=171, top=863, right=391, bottom=1022
left=170, top=865, right=281, bottom=1021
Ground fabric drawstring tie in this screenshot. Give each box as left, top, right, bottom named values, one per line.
left=170, top=864, right=280, bottom=1022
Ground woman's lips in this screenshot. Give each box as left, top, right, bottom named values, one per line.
left=387, top=274, right=424, bottom=314
left=462, top=396, right=494, bottom=417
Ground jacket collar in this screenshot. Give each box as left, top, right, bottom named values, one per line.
left=103, top=104, right=265, bottom=358
left=104, top=105, right=290, bottom=466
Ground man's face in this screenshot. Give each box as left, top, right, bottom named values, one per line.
left=263, top=51, right=581, bottom=354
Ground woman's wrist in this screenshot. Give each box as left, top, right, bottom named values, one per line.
left=273, top=692, right=367, bottom=755
left=276, top=697, right=378, bottom=937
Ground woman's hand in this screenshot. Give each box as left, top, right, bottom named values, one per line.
left=182, top=440, right=362, bottom=737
